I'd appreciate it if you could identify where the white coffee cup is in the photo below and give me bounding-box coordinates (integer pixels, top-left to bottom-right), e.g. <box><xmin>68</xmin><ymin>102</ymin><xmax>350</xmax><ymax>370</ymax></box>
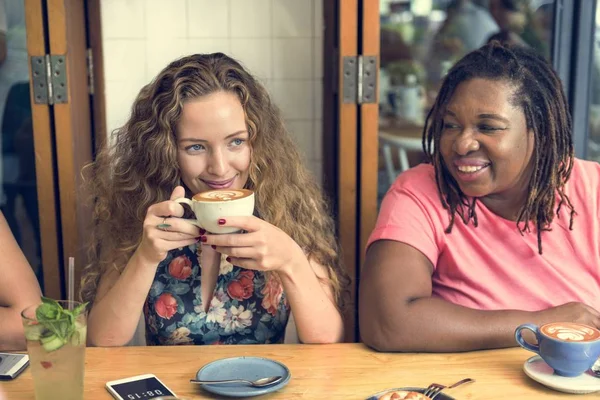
<box><xmin>175</xmin><ymin>189</ymin><xmax>255</xmax><ymax>234</ymax></box>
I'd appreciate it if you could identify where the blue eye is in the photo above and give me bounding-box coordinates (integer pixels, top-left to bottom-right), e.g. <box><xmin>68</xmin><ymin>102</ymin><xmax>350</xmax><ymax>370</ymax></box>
<box><xmin>231</xmin><ymin>138</ymin><xmax>245</xmax><ymax>146</ymax></box>
<box><xmin>185</xmin><ymin>144</ymin><xmax>205</xmax><ymax>152</ymax></box>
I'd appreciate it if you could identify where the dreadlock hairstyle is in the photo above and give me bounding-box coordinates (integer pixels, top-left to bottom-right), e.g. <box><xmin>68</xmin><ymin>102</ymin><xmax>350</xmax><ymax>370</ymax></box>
<box><xmin>422</xmin><ymin>42</ymin><xmax>575</xmax><ymax>254</ymax></box>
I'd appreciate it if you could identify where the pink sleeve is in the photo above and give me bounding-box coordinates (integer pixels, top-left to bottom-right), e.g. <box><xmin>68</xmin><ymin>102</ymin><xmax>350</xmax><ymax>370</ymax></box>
<box><xmin>366</xmin><ymin>181</ymin><xmax>443</xmax><ymax>268</ymax></box>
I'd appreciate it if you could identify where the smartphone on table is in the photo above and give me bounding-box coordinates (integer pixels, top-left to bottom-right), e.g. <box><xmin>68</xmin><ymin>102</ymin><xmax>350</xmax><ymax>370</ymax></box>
<box><xmin>0</xmin><ymin>353</ymin><xmax>29</xmax><ymax>380</ymax></box>
<box><xmin>106</xmin><ymin>373</ymin><xmax>177</xmax><ymax>400</ymax></box>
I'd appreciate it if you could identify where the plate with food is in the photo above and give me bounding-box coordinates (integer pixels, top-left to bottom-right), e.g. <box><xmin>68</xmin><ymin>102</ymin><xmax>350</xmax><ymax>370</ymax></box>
<box><xmin>366</xmin><ymin>387</ymin><xmax>454</xmax><ymax>400</ymax></box>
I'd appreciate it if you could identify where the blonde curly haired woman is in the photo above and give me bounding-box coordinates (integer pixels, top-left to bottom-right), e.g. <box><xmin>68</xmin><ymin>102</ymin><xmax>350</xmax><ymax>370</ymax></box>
<box><xmin>81</xmin><ymin>53</ymin><xmax>349</xmax><ymax>347</ymax></box>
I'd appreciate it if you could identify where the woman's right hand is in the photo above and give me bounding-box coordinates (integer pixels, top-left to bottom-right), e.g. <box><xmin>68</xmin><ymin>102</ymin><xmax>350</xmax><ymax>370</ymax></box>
<box><xmin>537</xmin><ymin>302</ymin><xmax>600</xmax><ymax>328</ymax></box>
<box><xmin>135</xmin><ymin>186</ymin><xmax>202</xmax><ymax>265</ymax></box>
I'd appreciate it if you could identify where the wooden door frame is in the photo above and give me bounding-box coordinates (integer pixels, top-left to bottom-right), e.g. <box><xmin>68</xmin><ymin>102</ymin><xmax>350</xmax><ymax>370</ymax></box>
<box><xmin>47</xmin><ymin>0</ymin><xmax>94</xmax><ymax>300</ymax></box>
<box><xmin>323</xmin><ymin>0</ymin><xmax>360</xmax><ymax>342</ymax></box>
<box><xmin>357</xmin><ymin>0</ymin><xmax>380</xmax><ymax>342</ymax></box>
<box><xmin>86</xmin><ymin>0</ymin><xmax>107</xmax><ymax>152</ymax></box>
<box><xmin>323</xmin><ymin>0</ymin><xmax>380</xmax><ymax>342</ymax></box>
<box><xmin>24</xmin><ymin>0</ymin><xmax>62</xmax><ymax>298</ymax></box>
<box><xmin>358</xmin><ymin>2</ymin><xmax>379</xmax><ymax>269</ymax></box>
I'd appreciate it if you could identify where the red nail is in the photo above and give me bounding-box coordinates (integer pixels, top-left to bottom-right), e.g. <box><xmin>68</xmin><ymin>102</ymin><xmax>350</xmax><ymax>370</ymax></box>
<box><xmin>226</xmin><ymin>256</ymin><xmax>231</xmax><ymax>263</ymax></box>
<box><xmin>218</xmin><ymin>219</ymin><xmax>226</xmax><ymax>225</ymax></box>
<box><xmin>211</xmin><ymin>245</ymin><xmax>216</xmax><ymax>249</ymax></box>
<box><xmin>200</xmin><ymin>236</ymin><xmax>207</xmax><ymax>243</ymax></box>
<box><xmin>199</xmin><ymin>228</ymin><xmax>206</xmax><ymax>235</ymax></box>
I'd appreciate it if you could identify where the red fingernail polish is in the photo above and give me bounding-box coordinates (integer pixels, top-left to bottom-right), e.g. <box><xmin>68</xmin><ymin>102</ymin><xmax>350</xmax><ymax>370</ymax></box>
<box><xmin>226</xmin><ymin>256</ymin><xmax>231</xmax><ymax>263</ymax></box>
<box><xmin>199</xmin><ymin>228</ymin><xmax>206</xmax><ymax>235</ymax></box>
<box><xmin>211</xmin><ymin>245</ymin><xmax>216</xmax><ymax>249</ymax></box>
<box><xmin>218</xmin><ymin>219</ymin><xmax>226</xmax><ymax>225</ymax></box>
<box><xmin>200</xmin><ymin>236</ymin><xmax>207</xmax><ymax>243</ymax></box>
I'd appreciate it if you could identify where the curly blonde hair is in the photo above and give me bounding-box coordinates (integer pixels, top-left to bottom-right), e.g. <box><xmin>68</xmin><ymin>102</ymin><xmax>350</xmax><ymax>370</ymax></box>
<box><xmin>80</xmin><ymin>53</ymin><xmax>349</xmax><ymax>309</ymax></box>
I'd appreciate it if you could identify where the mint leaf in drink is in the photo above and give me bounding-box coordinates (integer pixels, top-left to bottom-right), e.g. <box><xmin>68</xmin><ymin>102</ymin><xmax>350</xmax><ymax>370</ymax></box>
<box><xmin>41</xmin><ymin>296</ymin><xmax>60</xmax><ymax>307</ymax></box>
<box><xmin>72</xmin><ymin>302</ymin><xmax>87</xmax><ymax>318</ymax></box>
<box><xmin>30</xmin><ymin>297</ymin><xmax>88</xmax><ymax>352</ymax></box>
<box><xmin>36</xmin><ymin>303</ymin><xmax>59</xmax><ymax>320</ymax></box>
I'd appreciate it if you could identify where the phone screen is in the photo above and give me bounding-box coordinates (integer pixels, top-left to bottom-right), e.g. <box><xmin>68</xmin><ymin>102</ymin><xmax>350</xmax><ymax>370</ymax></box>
<box><xmin>109</xmin><ymin>376</ymin><xmax>175</xmax><ymax>399</ymax></box>
<box><xmin>0</xmin><ymin>353</ymin><xmax>29</xmax><ymax>379</ymax></box>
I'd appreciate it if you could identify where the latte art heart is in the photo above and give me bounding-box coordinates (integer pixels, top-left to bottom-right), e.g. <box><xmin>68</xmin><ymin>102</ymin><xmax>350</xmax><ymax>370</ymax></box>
<box><xmin>541</xmin><ymin>323</ymin><xmax>600</xmax><ymax>342</ymax></box>
<box><xmin>203</xmin><ymin>190</ymin><xmax>244</xmax><ymax>200</ymax></box>
<box><xmin>194</xmin><ymin>189</ymin><xmax>253</xmax><ymax>202</ymax></box>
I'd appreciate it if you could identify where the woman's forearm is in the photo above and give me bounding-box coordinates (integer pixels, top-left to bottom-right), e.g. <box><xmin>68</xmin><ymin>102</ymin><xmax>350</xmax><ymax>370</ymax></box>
<box><xmin>87</xmin><ymin>251</ymin><xmax>157</xmax><ymax>347</ymax></box>
<box><xmin>277</xmin><ymin>256</ymin><xmax>344</xmax><ymax>344</ymax></box>
<box><xmin>361</xmin><ymin>296</ymin><xmax>541</xmax><ymax>352</ymax></box>
<box><xmin>0</xmin><ymin>307</ymin><xmax>28</xmax><ymax>351</ymax></box>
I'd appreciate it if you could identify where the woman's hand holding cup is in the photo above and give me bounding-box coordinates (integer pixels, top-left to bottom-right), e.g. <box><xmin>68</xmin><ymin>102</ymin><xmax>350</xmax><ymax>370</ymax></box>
<box><xmin>136</xmin><ymin>186</ymin><xmax>202</xmax><ymax>265</ymax></box>
<box><xmin>202</xmin><ymin>215</ymin><xmax>304</xmax><ymax>276</ymax></box>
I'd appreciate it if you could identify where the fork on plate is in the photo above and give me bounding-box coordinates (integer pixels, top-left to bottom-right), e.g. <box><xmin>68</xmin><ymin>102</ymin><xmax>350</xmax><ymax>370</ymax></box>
<box><xmin>422</xmin><ymin>378</ymin><xmax>475</xmax><ymax>399</ymax></box>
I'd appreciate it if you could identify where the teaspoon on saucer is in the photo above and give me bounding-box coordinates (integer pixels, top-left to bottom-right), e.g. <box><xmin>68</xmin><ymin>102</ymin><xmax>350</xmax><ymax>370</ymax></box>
<box><xmin>190</xmin><ymin>375</ymin><xmax>283</xmax><ymax>388</ymax></box>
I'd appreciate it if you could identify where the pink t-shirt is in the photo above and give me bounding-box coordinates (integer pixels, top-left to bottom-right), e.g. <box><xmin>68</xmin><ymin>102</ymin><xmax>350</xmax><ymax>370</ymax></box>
<box><xmin>368</xmin><ymin>159</ymin><xmax>600</xmax><ymax>312</ymax></box>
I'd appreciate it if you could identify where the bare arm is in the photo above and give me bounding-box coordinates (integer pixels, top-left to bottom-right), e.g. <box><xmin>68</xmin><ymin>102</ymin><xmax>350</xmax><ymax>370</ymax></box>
<box><xmin>86</xmin><ymin>250</ymin><xmax>159</xmax><ymax>347</ymax></box>
<box><xmin>87</xmin><ymin>187</ymin><xmax>199</xmax><ymax>347</ymax></box>
<box><xmin>359</xmin><ymin>240</ymin><xmax>600</xmax><ymax>352</ymax></box>
<box><xmin>277</xmin><ymin>257</ymin><xmax>344</xmax><ymax>344</ymax></box>
<box><xmin>0</xmin><ymin>212</ymin><xmax>42</xmax><ymax>350</ymax></box>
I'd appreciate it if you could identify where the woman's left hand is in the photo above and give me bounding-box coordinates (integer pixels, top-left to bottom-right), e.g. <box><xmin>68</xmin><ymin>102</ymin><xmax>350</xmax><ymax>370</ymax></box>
<box><xmin>201</xmin><ymin>216</ymin><xmax>304</xmax><ymax>275</ymax></box>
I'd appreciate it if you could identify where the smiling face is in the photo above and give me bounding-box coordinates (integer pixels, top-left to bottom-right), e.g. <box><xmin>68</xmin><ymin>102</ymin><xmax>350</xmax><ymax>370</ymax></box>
<box><xmin>439</xmin><ymin>78</ymin><xmax>535</xmax><ymax>215</ymax></box>
<box><xmin>176</xmin><ymin>91</ymin><xmax>251</xmax><ymax>194</ymax></box>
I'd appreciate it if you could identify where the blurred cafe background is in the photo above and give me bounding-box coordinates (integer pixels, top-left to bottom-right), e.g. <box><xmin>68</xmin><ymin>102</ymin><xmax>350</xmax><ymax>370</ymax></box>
<box><xmin>0</xmin><ymin>0</ymin><xmax>599</xmax><ymax>341</ymax></box>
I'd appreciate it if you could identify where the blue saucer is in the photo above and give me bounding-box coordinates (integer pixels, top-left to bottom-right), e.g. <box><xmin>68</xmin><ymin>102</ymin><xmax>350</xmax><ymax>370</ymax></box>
<box><xmin>195</xmin><ymin>356</ymin><xmax>291</xmax><ymax>398</ymax></box>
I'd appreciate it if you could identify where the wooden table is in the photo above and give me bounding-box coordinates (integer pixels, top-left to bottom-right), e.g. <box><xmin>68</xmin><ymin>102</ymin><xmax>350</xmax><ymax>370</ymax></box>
<box><xmin>2</xmin><ymin>343</ymin><xmax>596</xmax><ymax>399</ymax></box>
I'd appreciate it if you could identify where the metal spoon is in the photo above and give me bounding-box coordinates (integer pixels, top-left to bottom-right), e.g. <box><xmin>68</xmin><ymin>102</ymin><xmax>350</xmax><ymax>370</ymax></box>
<box><xmin>189</xmin><ymin>375</ymin><xmax>283</xmax><ymax>388</ymax></box>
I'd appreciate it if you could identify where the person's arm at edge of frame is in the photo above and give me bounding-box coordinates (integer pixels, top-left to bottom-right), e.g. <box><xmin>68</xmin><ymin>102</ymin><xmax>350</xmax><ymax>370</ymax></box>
<box><xmin>0</xmin><ymin>212</ymin><xmax>42</xmax><ymax>350</ymax></box>
<box><xmin>358</xmin><ymin>239</ymin><xmax>596</xmax><ymax>353</ymax></box>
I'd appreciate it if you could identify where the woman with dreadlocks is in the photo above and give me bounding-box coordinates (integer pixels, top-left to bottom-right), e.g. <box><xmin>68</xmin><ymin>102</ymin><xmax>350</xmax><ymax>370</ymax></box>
<box><xmin>359</xmin><ymin>42</ymin><xmax>600</xmax><ymax>352</ymax></box>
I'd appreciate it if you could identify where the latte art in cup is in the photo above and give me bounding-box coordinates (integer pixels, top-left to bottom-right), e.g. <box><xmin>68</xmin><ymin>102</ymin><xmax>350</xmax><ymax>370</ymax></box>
<box><xmin>193</xmin><ymin>189</ymin><xmax>253</xmax><ymax>202</ymax></box>
<box><xmin>515</xmin><ymin>321</ymin><xmax>600</xmax><ymax>377</ymax></box>
<box><xmin>176</xmin><ymin>189</ymin><xmax>255</xmax><ymax>234</ymax></box>
<box><xmin>540</xmin><ymin>322</ymin><xmax>600</xmax><ymax>342</ymax></box>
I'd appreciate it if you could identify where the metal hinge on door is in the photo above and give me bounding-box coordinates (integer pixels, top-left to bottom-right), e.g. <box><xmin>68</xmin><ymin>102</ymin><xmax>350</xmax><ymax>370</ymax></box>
<box><xmin>343</xmin><ymin>55</ymin><xmax>377</xmax><ymax>104</ymax></box>
<box><xmin>30</xmin><ymin>55</ymin><xmax>68</xmax><ymax>104</ymax></box>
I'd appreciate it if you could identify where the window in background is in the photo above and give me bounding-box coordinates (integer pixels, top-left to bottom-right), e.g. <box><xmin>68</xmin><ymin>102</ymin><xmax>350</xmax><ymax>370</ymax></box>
<box><xmin>588</xmin><ymin>1</ymin><xmax>600</xmax><ymax>163</ymax></box>
<box><xmin>377</xmin><ymin>0</ymin><xmax>556</xmax><ymax>204</ymax></box>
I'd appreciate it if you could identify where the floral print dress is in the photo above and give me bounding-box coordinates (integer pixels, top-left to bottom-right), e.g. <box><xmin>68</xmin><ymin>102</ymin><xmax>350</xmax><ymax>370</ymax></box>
<box><xmin>144</xmin><ymin>243</ymin><xmax>290</xmax><ymax>345</ymax></box>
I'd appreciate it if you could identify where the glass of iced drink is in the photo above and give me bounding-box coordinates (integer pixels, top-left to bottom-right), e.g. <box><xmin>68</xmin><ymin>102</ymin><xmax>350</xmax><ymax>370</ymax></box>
<box><xmin>21</xmin><ymin>297</ymin><xmax>88</xmax><ymax>400</ymax></box>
